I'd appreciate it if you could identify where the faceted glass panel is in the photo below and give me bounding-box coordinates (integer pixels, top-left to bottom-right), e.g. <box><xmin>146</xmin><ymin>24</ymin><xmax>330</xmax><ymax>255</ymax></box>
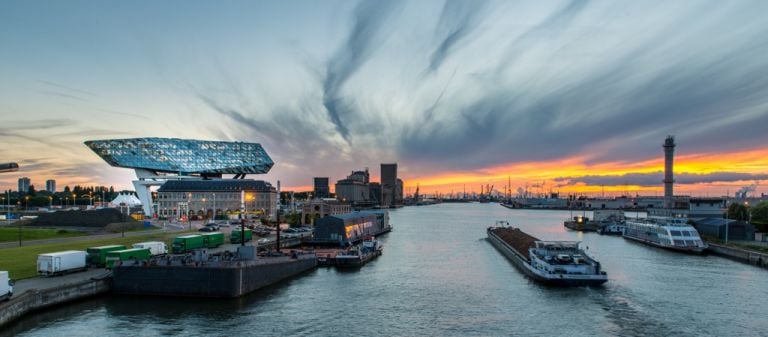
<box><xmin>84</xmin><ymin>138</ymin><xmax>273</xmax><ymax>174</ymax></box>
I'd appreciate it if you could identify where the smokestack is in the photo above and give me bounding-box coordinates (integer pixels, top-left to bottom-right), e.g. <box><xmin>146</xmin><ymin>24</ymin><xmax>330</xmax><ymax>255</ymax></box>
<box><xmin>663</xmin><ymin>135</ymin><xmax>676</xmax><ymax>208</ymax></box>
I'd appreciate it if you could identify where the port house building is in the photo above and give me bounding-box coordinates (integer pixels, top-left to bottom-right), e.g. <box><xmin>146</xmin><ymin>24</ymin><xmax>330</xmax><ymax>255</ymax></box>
<box><xmin>157</xmin><ymin>180</ymin><xmax>277</xmax><ymax>221</ymax></box>
<box><xmin>313</xmin><ymin>211</ymin><xmax>389</xmax><ymax>244</ymax></box>
<box><xmin>85</xmin><ymin>137</ymin><xmax>274</xmax><ymax>216</ymax></box>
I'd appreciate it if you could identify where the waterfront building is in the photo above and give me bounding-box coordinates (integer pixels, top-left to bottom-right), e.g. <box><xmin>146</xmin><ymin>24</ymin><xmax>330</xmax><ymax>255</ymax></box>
<box><xmin>300</xmin><ymin>198</ymin><xmax>351</xmax><ymax>225</ymax></box>
<box><xmin>156</xmin><ymin>180</ymin><xmax>277</xmax><ymax>221</ymax></box>
<box><xmin>688</xmin><ymin>197</ymin><xmax>726</xmax><ymax>218</ymax></box>
<box><xmin>691</xmin><ymin>218</ymin><xmax>755</xmax><ymax>241</ymax></box>
<box><xmin>18</xmin><ymin>177</ymin><xmax>30</xmax><ymax>194</ymax></box>
<box><xmin>45</xmin><ymin>179</ymin><xmax>56</xmax><ymax>193</ymax></box>
<box><xmin>313</xmin><ymin>210</ymin><xmax>390</xmax><ymax>244</ymax></box>
<box><xmin>396</xmin><ymin>178</ymin><xmax>403</xmax><ymax>205</ymax></box>
<box><xmin>369</xmin><ymin>182</ymin><xmax>382</xmax><ymax>205</ymax></box>
<box><xmin>335</xmin><ymin>178</ymin><xmax>370</xmax><ymax>204</ymax></box>
<box><xmin>381</xmin><ymin>163</ymin><xmax>398</xmax><ymax>207</ymax></box>
<box><xmin>85</xmin><ymin>137</ymin><xmax>274</xmax><ymax>216</ymax></box>
<box><xmin>335</xmin><ymin>168</ymin><xmax>372</xmax><ymax>205</ymax></box>
<box><xmin>313</xmin><ymin>177</ymin><xmax>330</xmax><ymax>199</ymax></box>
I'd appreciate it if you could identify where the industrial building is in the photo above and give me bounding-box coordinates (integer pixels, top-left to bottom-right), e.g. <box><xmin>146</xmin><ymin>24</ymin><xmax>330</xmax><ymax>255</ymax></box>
<box><xmin>156</xmin><ymin>180</ymin><xmax>277</xmax><ymax>221</ymax></box>
<box><xmin>85</xmin><ymin>137</ymin><xmax>274</xmax><ymax>216</ymax></box>
<box><xmin>335</xmin><ymin>169</ymin><xmax>372</xmax><ymax>205</ymax></box>
<box><xmin>313</xmin><ymin>210</ymin><xmax>391</xmax><ymax>244</ymax></box>
<box><xmin>691</xmin><ymin>218</ymin><xmax>755</xmax><ymax>241</ymax></box>
<box><xmin>300</xmin><ymin>199</ymin><xmax>351</xmax><ymax>225</ymax></box>
<box><xmin>313</xmin><ymin>177</ymin><xmax>330</xmax><ymax>198</ymax></box>
<box><xmin>381</xmin><ymin>163</ymin><xmax>398</xmax><ymax>207</ymax></box>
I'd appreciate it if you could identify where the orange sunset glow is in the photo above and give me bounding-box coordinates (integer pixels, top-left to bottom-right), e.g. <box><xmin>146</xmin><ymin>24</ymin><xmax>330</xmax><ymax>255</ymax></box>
<box><xmin>390</xmin><ymin>147</ymin><xmax>768</xmax><ymax>197</ymax></box>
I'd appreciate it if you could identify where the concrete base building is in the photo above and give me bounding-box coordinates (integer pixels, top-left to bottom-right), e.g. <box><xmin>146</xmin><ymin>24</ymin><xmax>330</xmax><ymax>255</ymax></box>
<box><xmin>157</xmin><ymin>180</ymin><xmax>277</xmax><ymax>221</ymax></box>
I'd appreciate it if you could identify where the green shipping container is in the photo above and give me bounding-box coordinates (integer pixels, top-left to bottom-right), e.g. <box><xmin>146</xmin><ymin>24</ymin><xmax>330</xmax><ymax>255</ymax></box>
<box><xmin>230</xmin><ymin>229</ymin><xmax>253</xmax><ymax>243</ymax></box>
<box><xmin>172</xmin><ymin>235</ymin><xmax>205</xmax><ymax>254</ymax></box>
<box><xmin>86</xmin><ymin>245</ymin><xmax>126</xmax><ymax>267</ymax></box>
<box><xmin>201</xmin><ymin>232</ymin><xmax>224</xmax><ymax>248</ymax></box>
<box><xmin>105</xmin><ymin>248</ymin><xmax>151</xmax><ymax>269</ymax></box>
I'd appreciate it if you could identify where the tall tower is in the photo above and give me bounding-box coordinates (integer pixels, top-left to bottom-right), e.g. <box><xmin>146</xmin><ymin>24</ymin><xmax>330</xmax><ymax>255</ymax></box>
<box><xmin>663</xmin><ymin>135</ymin><xmax>676</xmax><ymax>208</ymax></box>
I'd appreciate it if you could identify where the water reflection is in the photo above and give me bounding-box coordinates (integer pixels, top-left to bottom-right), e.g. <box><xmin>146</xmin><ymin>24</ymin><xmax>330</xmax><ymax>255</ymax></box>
<box><xmin>8</xmin><ymin>203</ymin><xmax>768</xmax><ymax>337</ymax></box>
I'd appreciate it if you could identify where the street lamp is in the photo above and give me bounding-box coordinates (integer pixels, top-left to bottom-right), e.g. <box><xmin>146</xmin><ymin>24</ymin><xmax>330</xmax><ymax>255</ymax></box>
<box><xmin>24</xmin><ymin>196</ymin><xmax>29</xmax><ymax>212</ymax></box>
<box><xmin>72</xmin><ymin>193</ymin><xmax>76</xmax><ymax>207</ymax></box>
<box><xmin>48</xmin><ymin>196</ymin><xmax>52</xmax><ymax>208</ymax></box>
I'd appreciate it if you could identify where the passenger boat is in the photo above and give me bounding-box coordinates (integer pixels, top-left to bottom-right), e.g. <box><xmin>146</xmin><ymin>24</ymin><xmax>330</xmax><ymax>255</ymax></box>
<box><xmin>622</xmin><ymin>217</ymin><xmax>706</xmax><ymax>253</ymax></box>
<box><xmin>487</xmin><ymin>222</ymin><xmax>607</xmax><ymax>286</ymax></box>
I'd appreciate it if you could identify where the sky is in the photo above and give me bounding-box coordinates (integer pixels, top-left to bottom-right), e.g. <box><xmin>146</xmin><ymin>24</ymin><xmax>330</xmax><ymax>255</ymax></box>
<box><xmin>1</xmin><ymin>0</ymin><xmax>768</xmax><ymax>198</ymax></box>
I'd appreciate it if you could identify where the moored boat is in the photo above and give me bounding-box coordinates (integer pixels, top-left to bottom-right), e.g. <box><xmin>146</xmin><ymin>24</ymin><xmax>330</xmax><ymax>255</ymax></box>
<box><xmin>335</xmin><ymin>236</ymin><xmax>382</xmax><ymax>268</ymax></box>
<box><xmin>487</xmin><ymin>222</ymin><xmax>607</xmax><ymax>286</ymax></box>
<box><xmin>623</xmin><ymin>217</ymin><xmax>707</xmax><ymax>253</ymax></box>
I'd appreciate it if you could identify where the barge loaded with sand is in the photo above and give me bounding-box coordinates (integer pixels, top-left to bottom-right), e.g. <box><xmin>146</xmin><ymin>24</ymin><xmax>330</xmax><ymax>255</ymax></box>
<box><xmin>487</xmin><ymin>222</ymin><xmax>607</xmax><ymax>286</ymax></box>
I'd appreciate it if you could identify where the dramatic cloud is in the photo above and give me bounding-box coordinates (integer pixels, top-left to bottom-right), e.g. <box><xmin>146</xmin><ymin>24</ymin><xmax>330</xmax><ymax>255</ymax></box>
<box><xmin>426</xmin><ymin>0</ymin><xmax>488</xmax><ymax>74</ymax></box>
<box><xmin>555</xmin><ymin>172</ymin><xmax>768</xmax><ymax>187</ymax></box>
<box><xmin>2</xmin><ymin>1</ymin><xmax>768</xmax><ymax>192</ymax></box>
<box><xmin>322</xmin><ymin>0</ymin><xmax>402</xmax><ymax>142</ymax></box>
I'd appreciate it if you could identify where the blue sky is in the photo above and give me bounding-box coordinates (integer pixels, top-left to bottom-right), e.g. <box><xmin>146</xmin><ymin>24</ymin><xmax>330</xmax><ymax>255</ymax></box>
<box><xmin>2</xmin><ymin>0</ymin><xmax>768</xmax><ymax>195</ymax></box>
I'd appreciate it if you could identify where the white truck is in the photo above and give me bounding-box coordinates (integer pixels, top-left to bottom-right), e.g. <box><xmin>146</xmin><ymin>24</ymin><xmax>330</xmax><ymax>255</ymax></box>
<box><xmin>132</xmin><ymin>241</ymin><xmax>167</xmax><ymax>256</ymax></box>
<box><xmin>37</xmin><ymin>250</ymin><xmax>88</xmax><ymax>276</ymax></box>
<box><xmin>0</xmin><ymin>271</ymin><xmax>12</xmax><ymax>301</ymax></box>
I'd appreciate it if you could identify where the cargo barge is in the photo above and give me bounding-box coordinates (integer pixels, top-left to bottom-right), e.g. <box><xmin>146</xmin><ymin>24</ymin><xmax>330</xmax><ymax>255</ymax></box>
<box><xmin>112</xmin><ymin>248</ymin><xmax>316</xmax><ymax>298</ymax></box>
<box><xmin>487</xmin><ymin>223</ymin><xmax>607</xmax><ymax>286</ymax></box>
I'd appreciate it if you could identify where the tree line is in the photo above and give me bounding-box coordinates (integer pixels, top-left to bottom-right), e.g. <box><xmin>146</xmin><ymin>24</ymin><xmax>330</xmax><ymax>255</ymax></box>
<box><xmin>2</xmin><ymin>185</ymin><xmax>135</xmax><ymax>208</ymax></box>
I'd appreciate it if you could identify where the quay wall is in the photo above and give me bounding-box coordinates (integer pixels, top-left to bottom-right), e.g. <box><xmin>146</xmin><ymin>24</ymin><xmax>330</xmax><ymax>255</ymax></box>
<box><xmin>706</xmin><ymin>243</ymin><xmax>768</xmax><ymax>269</ymax></box>
<box><xmin>0</xmin><ymin>276</ymin><xmax>111</xmax><ymax>328</ymax></box>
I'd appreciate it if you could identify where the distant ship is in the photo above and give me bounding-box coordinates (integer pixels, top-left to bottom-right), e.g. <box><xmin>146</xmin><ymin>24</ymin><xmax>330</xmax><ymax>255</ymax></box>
<box><xmin>487</xmin><ymin>223</ymin><xmax>607</xmax><ymax>286</ymax></box>
<box><xmin>623</xmin><ymin>217</ymin><xmax>707</xmax><ymax>254</ymax></box>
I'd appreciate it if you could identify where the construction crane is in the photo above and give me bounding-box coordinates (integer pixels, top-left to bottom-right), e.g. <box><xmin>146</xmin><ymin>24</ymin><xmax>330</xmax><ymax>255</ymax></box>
<box><xmin>0</xmin><ymin>163</ymin><xmax>19</xmax><ymax>173</ymax></box>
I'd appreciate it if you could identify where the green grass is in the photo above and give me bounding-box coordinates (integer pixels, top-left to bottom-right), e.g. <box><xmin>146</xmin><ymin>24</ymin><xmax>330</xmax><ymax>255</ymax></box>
<box><xmin>0</xmin><ymin>227</ymin><xmax>86</xmax><ymax>243</ymax></box>
<box><xmin>0</xmin><ymin>231</ymin><xmax>192</xmax><ymax>280</ymax></box>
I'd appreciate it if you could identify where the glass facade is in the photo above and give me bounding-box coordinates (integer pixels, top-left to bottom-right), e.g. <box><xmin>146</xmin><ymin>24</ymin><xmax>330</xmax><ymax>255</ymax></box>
<box><xmin>84</xmin><ymin>138</ymin><xmax>273</xmax><ymax>174</ymax></box>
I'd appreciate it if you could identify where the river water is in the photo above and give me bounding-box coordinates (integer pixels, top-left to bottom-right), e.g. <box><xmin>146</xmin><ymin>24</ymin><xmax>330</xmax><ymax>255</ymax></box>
<box><xmin>5</xmin><ymin>203</ymin><xmax>768</xmax><ymax>337</ymax></box>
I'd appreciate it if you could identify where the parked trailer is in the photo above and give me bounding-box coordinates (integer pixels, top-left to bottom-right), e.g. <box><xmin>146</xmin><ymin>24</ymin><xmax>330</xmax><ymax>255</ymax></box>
<box><xmin>230</xmin><ymin>229</ymin><xmax>253</xmax><ymax>243</ymax></box>
<box><xmin>37</xmin><ymin>251</ymin><xmax>87</xmax><ymax>276</ymax></box>
<box><xmin>172</xmin><ymin>235</ymin><xmax>206</xmax><ymax>254</ymax></box>
<box><xmin>86</xmin><ymin>245</ymin><xmax>126</xmax><ymax>267</ymax></box>
<box><xmin>132</xmin><ymin>241</ymin><xmax>167</xmax><ymax>255</ymax></box>
<box><xmin>105</xmin><ymin>248</ymin><xmax>151</xmax><ymax>269</ymax></box>
<box><xmin>0</xmin><ymin>271</ymin><xmax>12</xmax><ymax>301</ymax></box>
<box><xmin>201</xmin><ymin>232</ymin><xmax>224</xmax><ymax>248</ymax></box>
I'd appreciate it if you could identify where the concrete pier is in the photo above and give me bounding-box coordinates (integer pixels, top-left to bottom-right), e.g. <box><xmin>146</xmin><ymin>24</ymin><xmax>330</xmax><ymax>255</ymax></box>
<box><xmin>0</xmin><ymin>271</ymin><xmax>111</xmax><ymax>328</ymax></box>
<box><xmin>706</xmin><ymin>243</ymin><xmax>768</xmax><ymax>269</ymax></box>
